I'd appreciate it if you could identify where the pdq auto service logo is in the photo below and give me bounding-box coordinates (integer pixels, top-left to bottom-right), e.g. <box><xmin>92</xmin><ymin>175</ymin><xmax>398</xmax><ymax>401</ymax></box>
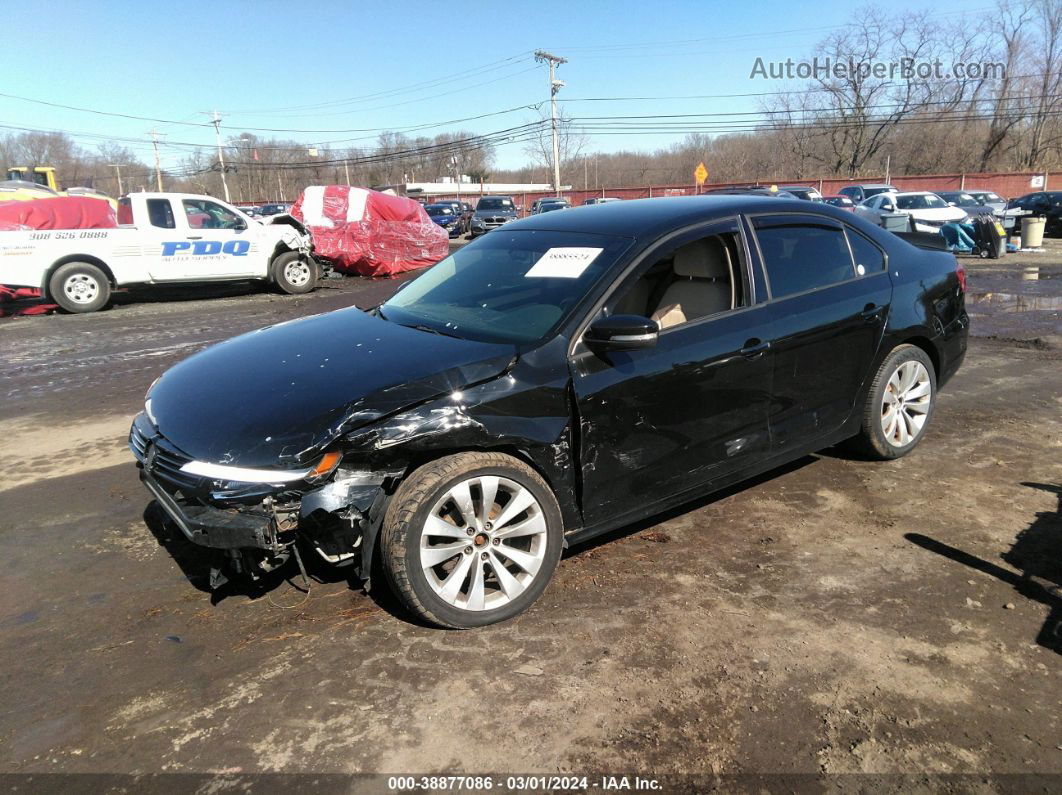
<box><xmin>161</xmin><ymin>241</ymin><xmax>250</xmax><ymax>256</ymax></box>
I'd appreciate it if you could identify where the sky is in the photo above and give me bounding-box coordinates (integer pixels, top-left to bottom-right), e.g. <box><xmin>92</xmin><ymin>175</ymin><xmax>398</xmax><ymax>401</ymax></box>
<box><xmin>3</xmin><ymin>0</ymin><xmax>981</xmax><ymax>179</ymax></box>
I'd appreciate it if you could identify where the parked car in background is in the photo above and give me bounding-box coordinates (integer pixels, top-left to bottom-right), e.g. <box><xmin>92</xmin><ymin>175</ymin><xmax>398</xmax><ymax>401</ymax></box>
<box><xmin>777</xmin><ymin>186</ymin><xmax>824</xmax><ymax>202</ymax></box>
<box><xmin>935</xmin><ymin>191</ymin><xmax>996</xmax><ymax>217</ymax></box>
<box><xmin>241</xmin><ymin>206</ymin><xmax>263</xmax><ymax>218</ymax></box>
<box><xmin>966</xmin><ymin>190</ymin><xmax>1007</xmax><ymax>214</ymax></box>
<box><xmin>1007</xmin><ymin>191</ymin><xmax>1062</xmax><ymax>236</ymax></box>
<box><xmin>530</xmin><ymin>198</ymin><xmax>571</xmax><ymax>214</ymax></box>
<box><xmin>424</xmin><ymin>204</ymin><xmax>464</xmax><ymax>237</ymax></box>
<box><xmin>583</xmin><ymin>197</ymin><xmax>621</xmax><ymax>205</ymax></box>
<box><xmin>857</xmin><ymin>191</ymin><xmax>966</xmax><ymax>233</ymax></box>
<box><xmin>0</xmin><ymin>192</ymin><xmax>316</xmax><ymax>313</ymax></box>
<box><xmin>469</xmin><ymin>195</ymin><xmax>519</xmax><ymax>237</ymax></box>
<box><xmin>259</xmin><ymin>203</ymin><xmax>292</xmax><ymax>217</ymax></box>
<box><xmin>823</xmin><ymin>195</ymin><xmax>856</xmax><ymax>211</ymax></box>
<box><xmin>129</xmin><ymin>195</ymin><xmax>968</xmax><ymax>627</ymax></box>
<box><xmin>428</xmin><ymin>201</ymin><xmax>474</xmax><ymax>234</ymax></box>
<box><xmin>837</xmin><ymin>184</ymin><xmax>897</xmax><ymax>203</ymax></box>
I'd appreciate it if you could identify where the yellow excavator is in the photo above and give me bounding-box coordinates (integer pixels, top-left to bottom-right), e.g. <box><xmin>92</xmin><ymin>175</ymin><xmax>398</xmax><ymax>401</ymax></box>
<box><xmin>2</xmin><ymin>166</ymin><xmax>117</xmax><ymax>208</ymax></box>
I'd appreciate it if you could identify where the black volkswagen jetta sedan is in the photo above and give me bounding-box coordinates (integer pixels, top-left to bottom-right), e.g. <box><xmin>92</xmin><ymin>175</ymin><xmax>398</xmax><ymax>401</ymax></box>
<box><xmin>130</xmin><ymin>196</ymin><xmax>968</xmax><ymax>628</ymax></box>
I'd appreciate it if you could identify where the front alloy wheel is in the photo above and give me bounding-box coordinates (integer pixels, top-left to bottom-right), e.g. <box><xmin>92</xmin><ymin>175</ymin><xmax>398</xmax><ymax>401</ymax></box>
<box><xmin>381</xmin><ymin>452</ymin><xmax>563</xmax><ymax>628</ymax></box>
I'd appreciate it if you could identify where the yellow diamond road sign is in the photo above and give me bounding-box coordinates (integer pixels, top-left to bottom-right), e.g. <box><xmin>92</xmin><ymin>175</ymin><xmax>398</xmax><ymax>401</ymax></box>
<box><xmin>694</xmin><ymin>162</ymin><xmax>708</xmax><ymax>185</ymax></box>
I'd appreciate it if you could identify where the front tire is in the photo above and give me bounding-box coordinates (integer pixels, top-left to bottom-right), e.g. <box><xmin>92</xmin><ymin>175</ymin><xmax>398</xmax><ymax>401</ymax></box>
<box><xmin>380</xmin><ymin>452</ymin><xmax>564</xmax><ymax>628</ymax></box>
<box><xmin>271</xmin><ymin>251</ymin><xmax>317</xmax><ymax>294</ymax></box>
<box><xmin>48</xmin><ymin>262</ymin><xmax>111</xmax><ymax>313</ymax></box>
<box><xmin>852</xmin><ymin>344</ymin><xmax>937</xmax><ymax>460</ymax></box>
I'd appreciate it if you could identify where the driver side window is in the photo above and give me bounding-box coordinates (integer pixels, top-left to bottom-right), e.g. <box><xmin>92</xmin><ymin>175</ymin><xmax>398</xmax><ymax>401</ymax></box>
<box><xmin>608</xmin><ymin>219</ymin><xmax>747</xmax><ymax>330</ymax></box>
<box><xmin>182</xmin><ymin>199</ymin><xmax>241</xmax><ymax>230</ymax></box>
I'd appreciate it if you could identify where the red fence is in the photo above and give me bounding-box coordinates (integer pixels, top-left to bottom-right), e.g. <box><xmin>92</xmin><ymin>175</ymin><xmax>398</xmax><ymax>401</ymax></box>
<box><xmin>427</xmin><ymin>170</ymin><xmax>1049</xmax><ymax>212</ymax></box>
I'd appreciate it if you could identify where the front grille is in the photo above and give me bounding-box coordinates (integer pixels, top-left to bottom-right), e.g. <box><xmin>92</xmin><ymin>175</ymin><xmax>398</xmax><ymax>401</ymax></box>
<box><xmin>130</xmin><ymin>416</ymin><xmax>200</xmax><ymax>492</ymax></box>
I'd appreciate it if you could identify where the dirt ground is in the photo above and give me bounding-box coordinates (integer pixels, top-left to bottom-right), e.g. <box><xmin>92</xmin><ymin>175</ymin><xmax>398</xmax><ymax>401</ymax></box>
<box><xmin>0</xmin><ymin>239</ymin><xmax>1059</xmax><ymax>788</ymax></box>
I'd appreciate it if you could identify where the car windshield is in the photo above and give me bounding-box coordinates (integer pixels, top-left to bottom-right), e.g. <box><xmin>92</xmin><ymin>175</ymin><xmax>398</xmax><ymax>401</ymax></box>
<box><xmin>380</xmin><ymin>230</ymin><xmax>632</xmax><ymax>344</ymax></box>
<box><xmin>864</xmin><ymin>187</ymin><xmax>893</xmax><ymax>198</ymax></box>
<box><xmin>949</xmin><ymin>193</ymin><xmax>979</xmax><ymax>206</ymax></box>
<box><xmin>425</xmin><ymin>206</ymin><xmax>452</xmax><ymax>216</ymax></box>
<box><xmin>896</xmin><ymin>194</ymin><xmax>946</xmax><ymax>210</ymax></box>
<box><xmin>477</xmin><ymin>198</ymin><xmax>514</xmax><ymax>211</ymax></box>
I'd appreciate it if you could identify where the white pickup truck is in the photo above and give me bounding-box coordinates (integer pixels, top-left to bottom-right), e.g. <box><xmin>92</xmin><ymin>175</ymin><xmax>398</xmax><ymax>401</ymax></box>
<box><xmin>0</xmin><ymin>192</ymin><xmax>317</xmax><ymax>313</ymax></box>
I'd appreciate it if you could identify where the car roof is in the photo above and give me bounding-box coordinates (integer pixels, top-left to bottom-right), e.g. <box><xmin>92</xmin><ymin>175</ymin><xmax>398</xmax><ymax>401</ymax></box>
<box><xmin>500</xmin><ymin>195</ymin><xmax>861</xmax><ymax>239</ymax></box>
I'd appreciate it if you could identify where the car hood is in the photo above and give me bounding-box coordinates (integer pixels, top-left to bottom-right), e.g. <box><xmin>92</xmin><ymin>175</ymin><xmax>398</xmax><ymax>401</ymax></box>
<box><xmin>147</xmin><ymin>307</ymin><xmax>515</xmax><ymax>468</ymax></box>
<box><xmin>906</xmin><ymin>207</ymin><xmax>968</xmax><ymax>222</ymax></box>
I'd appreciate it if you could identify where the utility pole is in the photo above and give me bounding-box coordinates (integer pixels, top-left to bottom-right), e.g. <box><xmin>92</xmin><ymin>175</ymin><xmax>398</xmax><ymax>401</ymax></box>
<box><xmin>148</xmin><ymin>129</ymin><xmax>165</xmax><ymax>191</ymax></box>
<box><xmin>452</xmin><ymin>153</ymin><xmax>461</xmax><ymax>205</ymax></box>
<box><xmin>203</xmin><ymin>110</ymin><xmax>230</xmax><ymax>202</ymax></box>
<box><xmin>108</xmin><ymin>163</ymin><xmax>125</xmax><ymax>195</ymax></box>
<box><xmin>535</xmin><ymin>50</ymin><xmax>567</xmax><ymax>197</ymax></box>
<box><xmin>343</xmin><ymin>160</ymin><xmax>351</xmax><ymax>186</ymax></box>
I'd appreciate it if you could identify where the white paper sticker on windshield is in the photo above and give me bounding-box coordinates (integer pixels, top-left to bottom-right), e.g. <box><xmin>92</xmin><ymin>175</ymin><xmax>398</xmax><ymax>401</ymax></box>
<box><xmin>524</xmin><ymin>247</ymin><xmax>603</xmax><ymax>278</ymax></box>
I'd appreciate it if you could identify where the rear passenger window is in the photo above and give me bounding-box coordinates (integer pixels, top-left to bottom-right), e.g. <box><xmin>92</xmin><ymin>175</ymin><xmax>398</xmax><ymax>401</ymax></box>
<box><xmin>846</xmin><ymin>229</ymin><xmax>885</xmax><ymax>275</ymax></box>
<box><xmin>752</xmin><ymin>215</ymin><xmax>854</xmax><ymax>299</ymax></box>
<box><xmin>147</xmin><ymin>199</ymin><xmax>175</xmax><ymax>229</ymax></box>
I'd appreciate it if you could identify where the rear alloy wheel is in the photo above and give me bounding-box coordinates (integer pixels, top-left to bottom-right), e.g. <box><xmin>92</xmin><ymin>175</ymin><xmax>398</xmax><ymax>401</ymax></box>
<box><xmin>853</xmin><ymin>344</ymin><xmax>936</xmax><ymax>460</ymax></box>
<box><xmin>380</xmin><ymin>452</ymin><xmax>564</xmax><ymax>628</ymax></box>
<box><xmin>48</xmin><ymin>262</ymin><xmax>111</xmax><ymax>313</ymax></box>
<box><xmin>271</xmin><ymin>251</ymin><xmax>317</xmax><ymax>294</ymax></box>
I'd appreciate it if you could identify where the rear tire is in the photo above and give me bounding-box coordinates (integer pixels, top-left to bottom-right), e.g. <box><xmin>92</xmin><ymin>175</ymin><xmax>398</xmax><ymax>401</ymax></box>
<box><xmin>380</xmin><ymin>452</ymin><xmax>564</xmax><ymax>628</ymax></box>
<box><xmin>48</xmin><ymin>262</ymin><xmax>110</xmax><ymax>313</ymax></box>
<box><xmin>271</xmin><ymin>251</ymin><xmax>317</xmax><ymax>294</ymax></box>
<box><xmin>851</xmin><ymin>344</ymin><xmax>936</xmax><ymax>460</ymax></box>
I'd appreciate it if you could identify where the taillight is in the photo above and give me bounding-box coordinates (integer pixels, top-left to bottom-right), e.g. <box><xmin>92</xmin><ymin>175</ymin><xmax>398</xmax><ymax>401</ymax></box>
<box><xmin>955</xmin><ymin>261</ymin><xmax>966</xmax><ymax>293</ymax></box>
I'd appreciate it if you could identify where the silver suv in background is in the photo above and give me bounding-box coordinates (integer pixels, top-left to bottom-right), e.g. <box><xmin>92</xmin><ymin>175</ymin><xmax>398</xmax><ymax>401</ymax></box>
<box><xmin>837</xmin><ymin>184</ymin><xmax>897</xmax><ymax>204</ymax></box>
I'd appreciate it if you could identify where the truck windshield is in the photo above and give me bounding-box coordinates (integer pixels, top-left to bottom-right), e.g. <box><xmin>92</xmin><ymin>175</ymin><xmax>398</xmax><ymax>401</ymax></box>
<box><xmin>380</xmin><ymin>230</ymin><xmax>632</xmax><ymax>344</ymax></box>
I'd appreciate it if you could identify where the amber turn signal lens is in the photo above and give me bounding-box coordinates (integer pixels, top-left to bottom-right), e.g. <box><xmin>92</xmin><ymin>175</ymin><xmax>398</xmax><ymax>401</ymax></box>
<box><xmin>309</xmin><ymin>451</ymin><xmax>342</xmax><ymax>479</ymax></box>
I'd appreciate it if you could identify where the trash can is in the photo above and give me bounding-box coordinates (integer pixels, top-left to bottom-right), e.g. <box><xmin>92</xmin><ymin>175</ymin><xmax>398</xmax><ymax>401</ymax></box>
<box><xmin>880</xmin><ymin>212</ymin><xmax>912</xmax><ymax>232</ymax></box>
<box><xmin>1021</xmin><ymin>215</ymin><xmax>1046</xmax><ymax>248</ymax></box>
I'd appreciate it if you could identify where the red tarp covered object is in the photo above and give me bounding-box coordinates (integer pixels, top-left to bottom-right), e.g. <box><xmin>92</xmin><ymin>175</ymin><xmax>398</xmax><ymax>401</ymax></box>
<box><xmin>290</xmin><ymin>185</ymin><xmax>448</xmax><ymax>277</ymax></box>
<box><xmin>0</xmin><ymin>196</ymin><xmax>117</xmax><ymax>232</ymax></box>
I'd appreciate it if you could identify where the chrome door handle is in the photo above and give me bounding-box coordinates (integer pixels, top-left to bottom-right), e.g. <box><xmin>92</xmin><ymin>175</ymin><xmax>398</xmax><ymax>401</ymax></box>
<box><xmin>740</xmin><ymin>339</ymin><xmax>770</xmax><ymax>359</ymax></box>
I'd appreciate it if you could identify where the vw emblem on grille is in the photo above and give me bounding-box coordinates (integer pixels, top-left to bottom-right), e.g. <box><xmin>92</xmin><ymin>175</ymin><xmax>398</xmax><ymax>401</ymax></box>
<box><xmin>144</xmin><ymin>440</ymin><xmax>158</xmax><ymax>474</ymax></box>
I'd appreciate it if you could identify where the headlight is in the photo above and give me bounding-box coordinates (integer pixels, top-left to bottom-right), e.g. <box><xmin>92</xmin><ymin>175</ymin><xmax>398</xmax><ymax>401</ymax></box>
<box><xmin>179</xmin><ymin>450</ymin><xmax>343</xmax><ymax>485</ymax></box>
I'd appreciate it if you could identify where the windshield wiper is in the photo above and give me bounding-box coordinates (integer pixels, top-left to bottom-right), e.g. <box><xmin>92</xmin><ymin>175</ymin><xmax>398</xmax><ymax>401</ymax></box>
<box><xmin>403</xmin><ymin>322</ymin><xmax>463</xmax><ymax>339</ymax></box>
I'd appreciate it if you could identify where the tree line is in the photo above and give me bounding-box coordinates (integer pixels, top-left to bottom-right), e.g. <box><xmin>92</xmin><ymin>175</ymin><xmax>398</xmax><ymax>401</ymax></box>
<box><xmin>2</xmin><ymin>1</ymin><xmax>1059</xmax><ymax>201</ymax></box>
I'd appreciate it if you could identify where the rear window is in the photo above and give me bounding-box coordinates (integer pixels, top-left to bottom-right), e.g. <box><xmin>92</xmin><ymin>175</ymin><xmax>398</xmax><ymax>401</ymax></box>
<box><xmin>845</xmin><ymin>229</ymin><xmax>885</xmax><ymax>275</ymax></box>
<box><xmin>147</xmin><ymin>199</ymin><xmax>175</xmax><ymax>229</ymax></box>
<box><xmin>752</xmin><ymin>215</ymin><xmax>855</xmax><ymax>299</ymax></box>
<box><xmin>117</xmin><ymin>198</ymin><xmax>133</xmax><ymax>225</ymax></box>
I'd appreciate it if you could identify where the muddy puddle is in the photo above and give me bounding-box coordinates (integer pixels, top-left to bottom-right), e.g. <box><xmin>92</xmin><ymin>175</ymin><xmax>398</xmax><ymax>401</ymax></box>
<box><xmin>966</xmin><ymin>263</ymin><xmax>1062</xmax><ymax>341</ymax></box>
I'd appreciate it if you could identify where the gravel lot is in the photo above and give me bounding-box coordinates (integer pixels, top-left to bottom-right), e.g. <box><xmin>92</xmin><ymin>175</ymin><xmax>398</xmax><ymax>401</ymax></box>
<box><xmin>0</xmin><ymin>239</ymin><xmax>1059</xmax><ymax>786</ymax></box>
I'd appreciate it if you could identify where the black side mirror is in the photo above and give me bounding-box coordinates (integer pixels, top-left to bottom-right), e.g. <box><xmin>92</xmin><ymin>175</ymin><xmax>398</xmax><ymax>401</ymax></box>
<box><xmin>586</xmin><ymin>314</ymin><xmax>659</xmax><ymax>352</ymax></box>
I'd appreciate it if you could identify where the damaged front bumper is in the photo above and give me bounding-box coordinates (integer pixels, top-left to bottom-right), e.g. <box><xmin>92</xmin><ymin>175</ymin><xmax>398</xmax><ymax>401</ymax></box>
<box><xmin>129</xmin><ymin>412</ymin><xmax>399</xmax><ymax>585</ymax></box>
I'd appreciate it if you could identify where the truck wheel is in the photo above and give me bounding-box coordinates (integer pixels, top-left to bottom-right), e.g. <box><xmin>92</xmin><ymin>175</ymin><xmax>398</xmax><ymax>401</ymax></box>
<box><xmin>380</xmin><ymin>452</ymin><xmax>564</xmax><ymax>628</ymax></box>
<box><xmin>271</xmin><ymin>252</ymin><xmax>317</xmax><ymax>295</ymax></box>
<box><xmin>48</xmin><ymin>262</ymin><xmax>111</xmax><ymax>313</ymax></box>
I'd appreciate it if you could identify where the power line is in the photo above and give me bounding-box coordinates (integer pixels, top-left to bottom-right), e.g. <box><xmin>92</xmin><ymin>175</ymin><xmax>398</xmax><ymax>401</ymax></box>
<box><xmin>227</xmin><ymin>51</ymin><xmax>536</xmax><ymax>114</ymax></box>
